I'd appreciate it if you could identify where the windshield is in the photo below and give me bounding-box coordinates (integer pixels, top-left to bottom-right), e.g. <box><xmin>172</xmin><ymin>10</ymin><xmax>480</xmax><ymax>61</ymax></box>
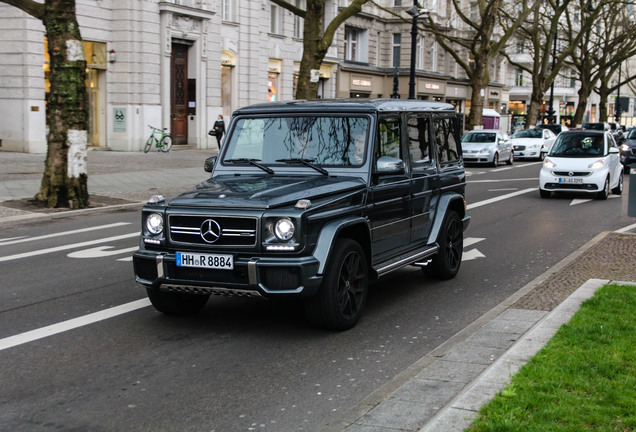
<box><xmin>549</xmin><ymin>133</ymin><xmax>605</xmax><ymax>157</ymax></box>
<box><xmin>222</xmin><ymin>116</ymin><xmax>369</xmax><ymax>167</ymax></box>
<box><xmin>628</xmin><ymin>128</ymin><xmax>636</xmax><ymax>140</ymax></box>
<box><xmin>582</xmin><ymin>123</ymin><xmax>605</xmax><ymax>131</ymax></box>
<box><xmin>512</xmin><ymin>129</ymin><xmax>542</xmax><ymax>139</ymax></box>
<box><xmin>462</xmin><ymin>132</ymin><xmax>496</xmax><ymax>143</ymax></box>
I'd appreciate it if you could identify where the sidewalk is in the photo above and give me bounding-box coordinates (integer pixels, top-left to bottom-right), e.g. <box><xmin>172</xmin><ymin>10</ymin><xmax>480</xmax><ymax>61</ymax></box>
<box><xmin>1</xmin><ymin>147</ymin><xmax>635</xmax><ymax>431</ymax></box>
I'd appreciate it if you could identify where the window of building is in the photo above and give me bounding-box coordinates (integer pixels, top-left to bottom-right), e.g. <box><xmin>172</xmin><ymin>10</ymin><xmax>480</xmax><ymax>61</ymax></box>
<box><xmin>416</xmin><ymin>36</ymin><xmax>424</xmax><ymax>70</ymax></box>
<box><xmin>394</xmin><ymin>0</ymin><xmax>402</xmax><ymax>6</ymax></box>
<box><xmin>392</xmin><ymin>33</ymin><xmax>401</xmax><ymax>68</ymax></box>
<box><xmin>515</xmin><ymin>68</ymin><xmax>524</xmax><ymax>86</ymax></box>
<box><xmin>293</xmin><ymin>0</ymin><xmax>304</xmax><ymax>38</ymax></box>
<box><xmin>222</xmin><ymin>0</ymin><xmax>236</xmax><ymax>22</ymax></box>
<box><xmin>270</xmin><ymin>4</ymin><xmax>281</xmax><ymax>34</ymax></box>
<box><xmin>431</xmin><ymin>40</ymin><xmax>438</xmax><ymax>72</ymax></box>
<box><xmin>345</xmin><ymin>27</ymin><xmax>368</xmax><ymax>63</ymax></box>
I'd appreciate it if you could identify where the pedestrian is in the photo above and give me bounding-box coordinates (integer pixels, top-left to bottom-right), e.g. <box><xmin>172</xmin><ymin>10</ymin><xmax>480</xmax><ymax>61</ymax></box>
<box><xmin>212</xmin><ymin>115</ymin><xmax>225</xmax><ymax>148</ymax></box>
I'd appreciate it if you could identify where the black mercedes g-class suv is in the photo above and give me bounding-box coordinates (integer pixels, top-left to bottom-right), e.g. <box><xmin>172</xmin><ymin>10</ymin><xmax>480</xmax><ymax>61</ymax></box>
<box><xmin>133</xmin><ymin>99</ymin><xmax>470</xmax><ymax>330</ymax></box>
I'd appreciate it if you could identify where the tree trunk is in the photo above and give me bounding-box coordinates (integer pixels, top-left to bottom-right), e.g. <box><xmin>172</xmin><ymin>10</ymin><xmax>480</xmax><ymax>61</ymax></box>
<box><xmin>525</xmin><ymin>91</ymin><xmax>544</xmax><ymax>128</ymax></box>
<box><xmin>572</xmin><ymin>81</ymin><xmax>593</xmax><ymax>126</ymax></box>
<box><xmin>466</xmin><ymin>57</ymin><xmax>488</xmax><ymax>130</ymax></box>
<box><xmin>295</xmin><ymin>1</ymin><xmax>326</xmax><ymax>100</ymax></box>
<box><xmin>35</xmin><ymin>0</ymin><xmax>89</xmax><ymax>208</ymax></box>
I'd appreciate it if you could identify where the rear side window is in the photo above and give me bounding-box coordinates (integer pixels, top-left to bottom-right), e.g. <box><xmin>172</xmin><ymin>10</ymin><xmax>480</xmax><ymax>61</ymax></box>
<box><xmin>433</xmin><ymin>117</ymin><xmax>460</xmax><ymax>163</ymax></box>
<box><xmin>407</xmin><ymin>114</ymin><xmax>431</xmax><ymax>167</ymax></box>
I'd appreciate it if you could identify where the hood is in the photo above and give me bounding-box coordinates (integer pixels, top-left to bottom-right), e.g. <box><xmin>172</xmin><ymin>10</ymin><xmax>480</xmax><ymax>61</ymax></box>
<box><xmin>624</xmin><ymin>138</ymin><xmax>636</xmax><ymax>148</ymax></box>
<box><xmin>511</xmin><ymin>138</ymin><xmax>543</xmax><ymax>146</ymax></box>
<box><xmin>545</xmin><ymin>156</ymin><xmax>608</xmax><ymax>171</ymax></box>
<box><xmin>168</xmin><ymin>175</ymin><xmax>366</xmax><ymax>209</ymax></box>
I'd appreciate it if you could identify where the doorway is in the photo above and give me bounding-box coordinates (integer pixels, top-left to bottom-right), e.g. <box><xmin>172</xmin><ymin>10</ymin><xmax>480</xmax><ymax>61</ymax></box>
<box><xmin>171</xmin><ymin>42</ymin><xmax>190</xmax><ymax>145</ymax></box>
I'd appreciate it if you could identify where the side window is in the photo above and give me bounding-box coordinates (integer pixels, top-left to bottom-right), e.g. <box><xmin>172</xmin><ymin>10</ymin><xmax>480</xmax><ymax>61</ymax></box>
<box><xmin>406</xmin><ymin>114</ymin><xmax>431</xmax><ymax>169</ymax></box>
<box><xmin>433</xmin><ymin>116</ymin><xmax>460</xmax><ymax>164</ymax></box>
<box><xmin>377</xmin><ymin>116</ymin><xmax>402</xmax><ymax>159</ymax></box>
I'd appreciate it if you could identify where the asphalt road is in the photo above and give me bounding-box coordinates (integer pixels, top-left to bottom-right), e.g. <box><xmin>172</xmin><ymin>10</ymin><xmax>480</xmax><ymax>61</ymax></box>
<box><xmin>1</xmin><ymin>161</ymin><xmax>634</xmax><ymax>432</ymax></box>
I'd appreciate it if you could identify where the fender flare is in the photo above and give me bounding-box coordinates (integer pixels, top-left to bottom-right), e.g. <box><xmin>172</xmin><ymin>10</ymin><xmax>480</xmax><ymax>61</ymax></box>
<box><xmin>427</xmin><ymin>193</ymin><xmax>468</xmax><ymax>246</ymax></box>
<box><xmin>312</xmin><ymin>216</ymin><xmax>370</xmax><ymax>274</ymax></box>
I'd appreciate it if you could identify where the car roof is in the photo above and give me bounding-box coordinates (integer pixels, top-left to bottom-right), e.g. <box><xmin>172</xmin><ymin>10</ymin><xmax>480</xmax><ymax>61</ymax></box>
<box><xmin>560</xmin><ymin>130</ymin><xmax>605</xmax><ymax>136</ymax></box>
<box><xmin>233</xmin><ymin>98</ymin><xmax>457</xmax><ymax>115</ymax></box>
<box><xmin>466</xmin><ymin>129</ymin><xmax>501</xmax><ymax>133</ymax></box>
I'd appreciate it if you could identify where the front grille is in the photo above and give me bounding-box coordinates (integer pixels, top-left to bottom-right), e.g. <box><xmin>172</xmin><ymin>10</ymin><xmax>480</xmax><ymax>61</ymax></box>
<box><xmin>261</xmin><ymin>267</ymin><xmax>301</xmax><ymax>291</ymax></box>
<box><xmin>169</xmin><ymin>262</ymin><xmax>250</xmax><ymax>284</ymax></box>
<box><xmin>553</xmin><ymin>171</ymin><xmax>591</xmax><ymax>177</ymax></box>
<box><xmin>514</xmin><ymin>145</ymin><xmax>526</xmax><ymax>151</ymax></box>
<box><xmin>169</xmin><ymin>214</ymin><xmax>257</xmax><ymax>247</ymax></box>
<box><xmin>544</xmin><ymin>183</ymin><xmax>598</xmax><ymax>191</ymax></box>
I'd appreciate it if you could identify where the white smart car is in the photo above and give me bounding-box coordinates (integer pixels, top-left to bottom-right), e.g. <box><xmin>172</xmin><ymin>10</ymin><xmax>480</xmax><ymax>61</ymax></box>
<box><xmin>539</xmin><ymin>130</ymin><xmax>623</xmax><ymax>199</ymax></box>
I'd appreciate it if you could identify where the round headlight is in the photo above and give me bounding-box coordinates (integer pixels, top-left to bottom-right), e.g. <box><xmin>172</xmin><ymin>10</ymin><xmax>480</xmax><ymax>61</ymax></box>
<box><xmin>146</xmin><ymin>213</ymin><xmax>164</xmax><ymax>235</ymax></box>
<box><xmin>274</xmin><ymin>217</ymin><xmax>295</xmax><ymax>241</ymax></box>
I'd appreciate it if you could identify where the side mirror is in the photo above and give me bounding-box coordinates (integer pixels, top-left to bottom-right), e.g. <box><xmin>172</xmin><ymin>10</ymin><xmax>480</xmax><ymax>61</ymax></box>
<box><xmin>204</xmin><ymin>156</ymin><xmax>217</xmax><ymax>173</ymax></box>
<box><xmin>609</xmin><ymin>147</ymin><xmax>619</xmax><ymax>154</ymax></box>
<box><xmin>375</xmin><ymin>156</ymin><xmax>405</xmax><ymax>175</ymax></box>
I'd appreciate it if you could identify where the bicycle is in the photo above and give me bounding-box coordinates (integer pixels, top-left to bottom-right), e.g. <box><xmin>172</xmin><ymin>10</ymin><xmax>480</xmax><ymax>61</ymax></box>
<box><xmin>144</xmin><ymin>125</ymin><xmax>173</xmax><ymax>153</ymax></box>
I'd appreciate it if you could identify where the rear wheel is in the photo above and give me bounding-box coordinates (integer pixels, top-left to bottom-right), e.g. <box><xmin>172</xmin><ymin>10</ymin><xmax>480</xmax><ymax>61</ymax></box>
<box><xmin>304</xmin><ymin>238</ymin><xmax>368</xmax><ymax>331</ymax></box>
<box><xmin>596</xmin><ymin>177</ymin><xmax>609</xmax><ymax>200</ymax></box>
<box><xmin>424</xmin><ymin>210</ymin><xmax>463</xmax><ymax>279</ymax></box>
<box><xmin>506</xmin><ymin>152</ymin><xmax>514</xmax><ymax>165</ymax></box>
<box><xmin>160</xmin><ymin>135</ymin><xmax>173</xmax><ymax>152</ymax></box>
<box><xmin>144</xmin><ymin>136</ymin><xmax>153</xmax><ymax>153</ymax></box>
<box><xmin>146</xmin><ymin>288</ymin><xmax>210</xmax><ymax>315</ymax></box>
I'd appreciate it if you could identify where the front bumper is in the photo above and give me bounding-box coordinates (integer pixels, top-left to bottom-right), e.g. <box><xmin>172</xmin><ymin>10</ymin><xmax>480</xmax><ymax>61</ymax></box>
<box><xmin>539</xmin><ymin>168</ymin><xmax>607</xmax><ymax>193</ymax></box>
<box><xmin>133</xmin><ymin>250</ymin><xmax>322</xmax><ymax>298</ymax></box>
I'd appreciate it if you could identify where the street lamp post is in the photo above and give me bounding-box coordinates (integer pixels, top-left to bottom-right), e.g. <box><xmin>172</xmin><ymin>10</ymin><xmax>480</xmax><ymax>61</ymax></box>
<box><xmin>406</xmin><ymin>1</ymin><xmax>421</xmax><ymax>100</ymax></box>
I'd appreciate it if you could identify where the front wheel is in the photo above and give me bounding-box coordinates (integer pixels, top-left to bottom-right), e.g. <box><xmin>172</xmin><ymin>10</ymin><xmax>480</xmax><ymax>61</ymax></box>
<box><xmin>596</xmin><ymin>177</ymin><xmax>609</xmax><ymax>200</ymax></box>
<box><xmin>146</xmin><ymin>288</ymin><xmax>209</xmax><ymax>315</ymax></box>
<box><xmin>611</xmin><ymin>173</ymin><xmax>623</xmax><ymax>195</ymax></box>
<box><xmin>160</xmin><ymin>135</ymin><xmax>173</xmax><ymax>152</ymax></box>
<box><xmin>304</xmin><ymin>238</ymin><xmax>368</xmax><ymax>331</ymax></box>
<box><xmin>491</xmin><ymin>153</ymin><xmax>499</xmax><ymax>167</ymax></box>
<box><xmin>424</xmin><ymin>210</ymin><xmax>463</xmax><ymax>279</ymax></box>
<box><xmin>144</xmin><ymin>136</ymin><xmax>153</xmax><ymax>153</ymax></box>
<box><xmin>539</xmin><ymin>188</ymin><xmax>551</xmax><ymax>199</ymax></box>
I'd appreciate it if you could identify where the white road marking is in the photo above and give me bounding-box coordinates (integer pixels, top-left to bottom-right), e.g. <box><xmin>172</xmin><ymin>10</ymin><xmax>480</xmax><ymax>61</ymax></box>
<box><xmin>462</xmin><ymin>249</ymin><xmax>486</xmax><ymax>261</ymax></box>
<box><xmin>67</xmin><ymin>245</ymin><xmax>139</xmax><ymax>259</ymax></box>
<box><xmin>467</xmin><ymin>188</ymin><xmax>536</xmax><ymax>210</ymax></box>
<box><xmin>616</xmin><ymin>223</ymin><xmax>636</xmax><ymax>234</ymax></box>
<box><xmin>0</xmin><ymin>232</ymin><xmax>139</xmax><ymax>263</ymax></box>
<box><xmin>469</xmin><ymin>178</ymin><xmax>538</xmax><ymax>183</ymax></box>
<box><xmin>570</xmin><ymin>199</ymin><xmax>592</xmax><ymax>206</ymax></box>
<box><xmin>117</xmin><ymin>256</ymin><xmax>133</xmax><ymax>262</ymax></box>
<box><xmin>0</xmin><ymin>222</ymin><xmax>131</xmax><ymax>247</ymax></box>
<box><xmin>464</xmin><ymin>237</ymin><xmax>485</xmax><ymax>247</ymax></box>
<box><xmin>0</xmin><ymin>298</ymin><xmax>151</xmax><ymax>352</ymax></box>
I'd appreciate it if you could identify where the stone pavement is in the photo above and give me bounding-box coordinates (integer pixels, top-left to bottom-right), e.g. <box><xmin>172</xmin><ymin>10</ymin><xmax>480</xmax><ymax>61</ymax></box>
<box><xmin>1</xmin><ymin>147</ymin><xmax>635</xmax><ymax>431</ymax></box>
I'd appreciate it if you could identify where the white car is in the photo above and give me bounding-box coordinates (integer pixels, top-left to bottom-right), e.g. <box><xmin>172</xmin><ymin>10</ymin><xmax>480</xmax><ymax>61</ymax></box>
<box><xmin>539</xmin><ymin>130</ymin><xmax>623</xmax><ymax>199</ymax></box>
<box><xmin>511</xmin><ymin>128</ymin><xmax>557</xmax><ymax>161</ymax></box>
<box><xmin>461</xmin><ymin>129</ymin><xmax>513</xmax><ymax>166</ymax></box>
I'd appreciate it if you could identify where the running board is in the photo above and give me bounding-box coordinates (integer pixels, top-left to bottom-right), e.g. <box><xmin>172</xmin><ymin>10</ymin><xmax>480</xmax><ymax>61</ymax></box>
<box><xmin>374</xmin><ymin>246</ymin><xmax>438</xmax><ymax>277</ymax></box>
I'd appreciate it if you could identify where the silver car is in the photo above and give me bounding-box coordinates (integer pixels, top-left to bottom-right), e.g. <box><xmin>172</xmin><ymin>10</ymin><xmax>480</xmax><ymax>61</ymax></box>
<box><xmin>461</xmin><ymin>130</ymin><xmax>513</xmax><ymax>166</ymax></box>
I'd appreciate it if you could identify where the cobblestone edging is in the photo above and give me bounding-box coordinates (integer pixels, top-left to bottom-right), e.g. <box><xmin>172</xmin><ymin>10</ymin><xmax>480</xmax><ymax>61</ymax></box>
<box><xmin>512</xmin><ymin>232</ymin><xmax>636</xmax><ymax>311</ymax></box>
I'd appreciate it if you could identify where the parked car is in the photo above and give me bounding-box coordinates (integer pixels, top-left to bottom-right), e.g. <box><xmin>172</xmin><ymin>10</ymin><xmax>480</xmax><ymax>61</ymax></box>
<box><xmin>539</xmin><ymin>130</ymin><xmax>623</xmax><ymax>199</ymax></box>
<box><xmin>461</xmin><ymin>129</ymin><xmax>513</xmax><ymax>166</ymax></box>
<box><xmin>536</xmin><ymin>123</ymin><xmax>569</xmax><ymax>135</ymax></box>
<box><xmin>619</xmin><ymin>127</ymin><xmax>636</xmax><ymax>172</ymax></box>
<box><xmin>132</xmin><ymin>99</ymin><xmax>470</xmax><ymax>330</ymax></box>
<box><xmin>582</xmin><ymin>122</ymin><xmax>611</xmax><ymax>131</ymax></box>
<box><xmin>608</xmin><ymin>122</ymin><xmax>626</xmax><ymax>145</ymax></box>
<box><xmin>511</xmin><ymin>128</ymin><xmax>557</xmax><ymax>161</ymax></box>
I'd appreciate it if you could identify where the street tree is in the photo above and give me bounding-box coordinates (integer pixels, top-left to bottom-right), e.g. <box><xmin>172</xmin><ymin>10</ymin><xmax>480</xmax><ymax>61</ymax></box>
<box><xmin>1</xmin><ymin>0</ymin><xmax>89</xmax><ymax>208</ymax></box>
<box><xmin>270</xmin><ymin>0</ymin><xmax>370</xmax><ymax>100</ymax></box>
<box><xmin>565</xmin><ymin>0</ymin><xmax>633</xmax><ymax>126</ymax></box>
<box><xmin>503</xmin><ymin>0</ymin><xmax>601</xmax><ymax>128</ymax></box>
<box><xmin>417</xmin><ymin>0</ymin><xmax>539</xmax><ymax>130</ymax></box>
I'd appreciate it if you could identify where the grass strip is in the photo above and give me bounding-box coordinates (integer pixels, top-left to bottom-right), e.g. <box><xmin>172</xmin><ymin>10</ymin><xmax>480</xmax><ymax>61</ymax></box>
<box><xmin>466</xmin><ymin>283</ymin><xmax>636</xmax><ymax>432</ymax></box>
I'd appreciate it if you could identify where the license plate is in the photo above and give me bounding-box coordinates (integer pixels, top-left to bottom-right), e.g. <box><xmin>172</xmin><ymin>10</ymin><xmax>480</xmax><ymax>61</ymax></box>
<box><xmin>558</xmin><ymin>177</ymin><xmax>583</xmax><ymax>184</ymax></box>
<box><xmin>176</xmin><ymin>252</ymin><xmax>234</xmax><ymax>269</ymax></box>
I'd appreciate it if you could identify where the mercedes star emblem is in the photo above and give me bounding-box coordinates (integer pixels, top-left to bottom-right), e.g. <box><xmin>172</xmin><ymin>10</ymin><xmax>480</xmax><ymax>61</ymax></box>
<box><xmin>200</xmin><ymin>219</ymin><xmax>222</xmax><ymax>243</ymax></box>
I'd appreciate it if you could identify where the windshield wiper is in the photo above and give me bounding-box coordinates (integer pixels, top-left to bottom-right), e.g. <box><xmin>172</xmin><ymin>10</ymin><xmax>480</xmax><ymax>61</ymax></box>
<box><xmin>276</xmin><ymin>158</ymin><xmax>329</xmax><ymax>176</ymax></box>
<box><xmin>224</xmin><ymin>158</ymin><xmax>274</xmax><ymax>174</ymax></box>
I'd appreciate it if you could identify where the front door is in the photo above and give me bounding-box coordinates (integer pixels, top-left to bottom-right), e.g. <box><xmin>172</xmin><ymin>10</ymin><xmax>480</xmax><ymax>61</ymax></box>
<box><xmin>171</xmin><ymin>43</ymin><xmax>189</xmax><ymax>145</ymax></box>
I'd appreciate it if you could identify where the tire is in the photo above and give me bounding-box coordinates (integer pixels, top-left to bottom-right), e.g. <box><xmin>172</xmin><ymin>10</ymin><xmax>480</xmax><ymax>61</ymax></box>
<box><xmin>596</xmin><ymin>177</ymin><xmax>609</xmax><ymax>200</ymax></box>
<box><xmin>146</xmin><ymin>288</ymin><xmax>210</xmax><ymax>315</ymax></box>
<box><xmin>491</xmin><ymin>153</ymin><xmax>499</xmax><ymax>167</ymax></box>
<box><xmin>506</xmin><ymin>152</ymin><xmax>513</xmax><ymax>165</ymax></box>
<box><xmin>611</xmin><ymin>172</ymin><xmax>623</xmax><ymax>195</ymax></box>
<box><xmin>424</xmin><ymin>210</ymin><xmax>463</xmax><ymax>279</ymax></box>
<box><xmin>539</xmin><ymin>188</ymin><xmax>551</xmax><ymax>199</ymax></box>
<box><xmin>160</xmin><ymin>135</ymin><xmax>172</xmax><ymax>152</ymax></box>
<box><xmin>144</xmin><ymin>136</ymin><xmax>153</xmax><ymax>153</ymax></box>
<box><xmin>304</xmin><ymin>238</ymin><xmax>368</xmax><ymax>331</ymax></box>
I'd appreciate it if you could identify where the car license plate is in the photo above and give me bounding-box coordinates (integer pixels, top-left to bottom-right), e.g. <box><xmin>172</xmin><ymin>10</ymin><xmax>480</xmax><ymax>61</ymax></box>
<box><xmin>176</xmin><ymin>252</ymin><xmax>233</xmax><ymax>269</ymax></box>
<box><xmin>558</xmin><ymin>177</ymin><xmax>583</xmax><ymax>184</ymax></box>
